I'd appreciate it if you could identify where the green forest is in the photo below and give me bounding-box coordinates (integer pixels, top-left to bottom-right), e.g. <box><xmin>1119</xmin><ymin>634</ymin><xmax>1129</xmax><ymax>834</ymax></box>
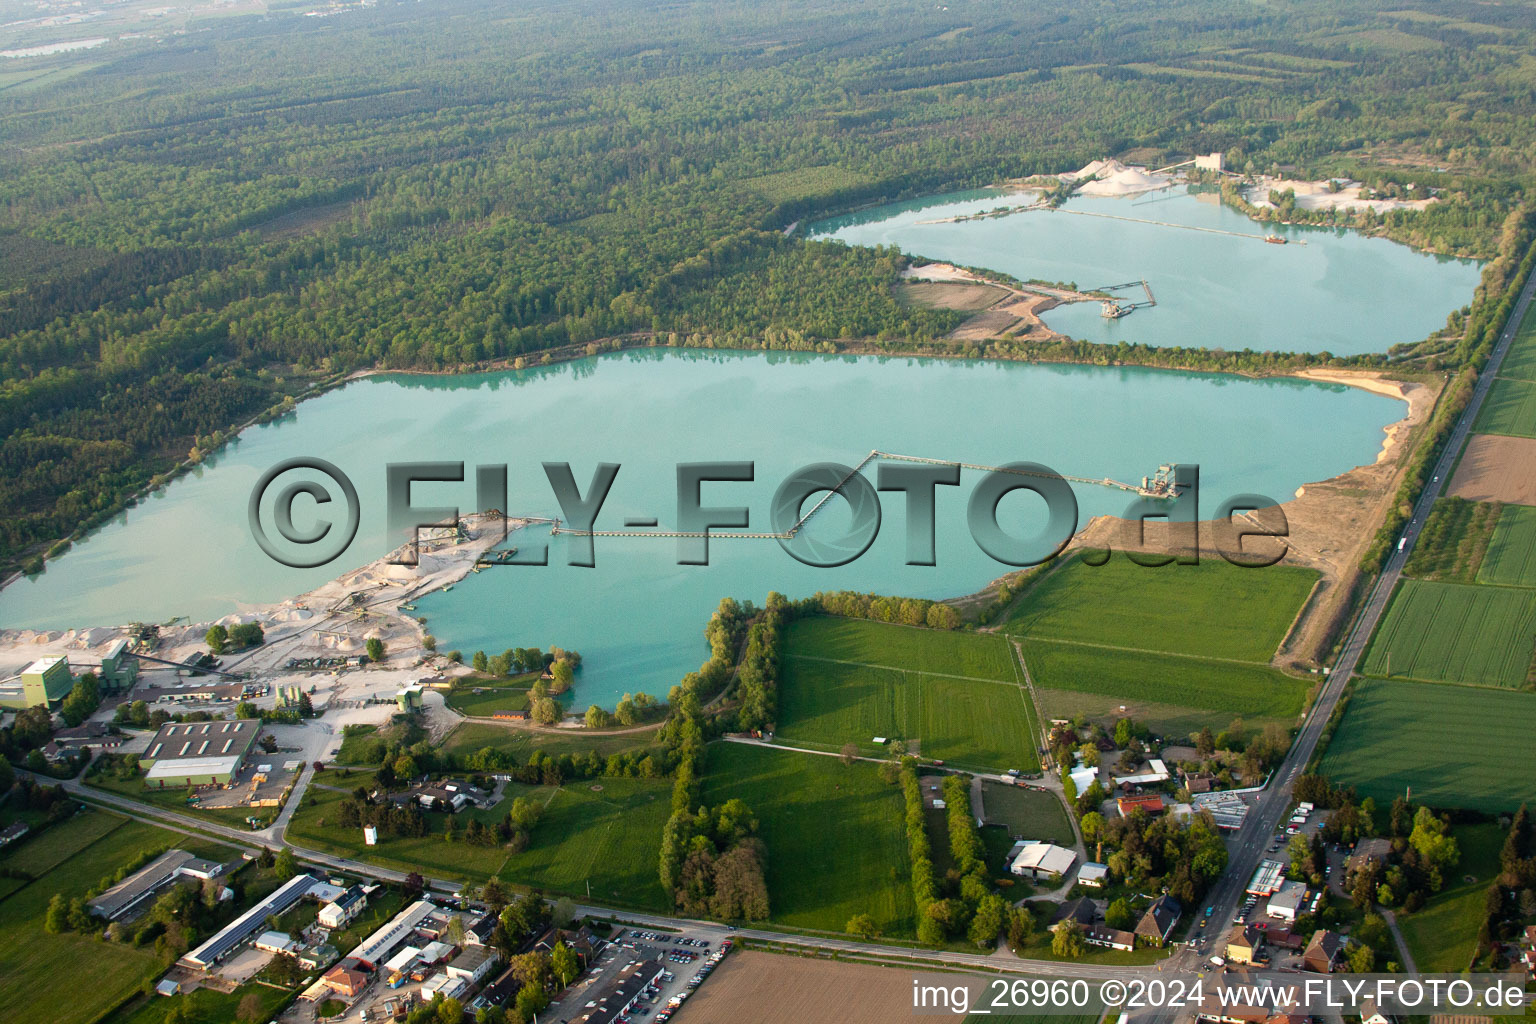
<box><xmin>4</xmin><ymin>0</ymin><xmax>1536</xmax><ymax>571</ymax></box>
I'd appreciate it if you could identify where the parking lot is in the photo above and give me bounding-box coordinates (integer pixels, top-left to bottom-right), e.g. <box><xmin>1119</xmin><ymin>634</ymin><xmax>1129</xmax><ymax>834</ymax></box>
<box><xmin>544</xmin><ymin>927</ymin><xmax>733</xmax><ymax>1022</ymax></box>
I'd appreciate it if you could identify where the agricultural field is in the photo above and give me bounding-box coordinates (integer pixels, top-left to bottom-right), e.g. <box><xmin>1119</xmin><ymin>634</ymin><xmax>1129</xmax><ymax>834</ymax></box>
<box><xmin>1402</xmin><ymin>498</ymin><xmax>1500</xmax><ymax>583</ymax></box>
<box><xmin>1395</xmin><ymin>822</ymin><xmax>1506</xmax><ymax>974</ymax></box>
<box><xmin>979</xmin><ymin>781</ymin><xmax>1076</xmax><ymax>846</ymax></box>
<box><xmin>672</xmin><ymin>950</ymin><xmax>925</xmax><ymax>1022</ymax></box>
<box><xmin>1361</xmin><ymin>580</ymin><xmax>1536</xmax><ymax>687</ymax></box>
<box><xmin>703</xmin><ymin>742</ymin><xmax>915</xmax><ymax>937</ymax></box>
<box><xmin>0</xmin><ymin>810</ymin><xmax>211</xmax><ymax>1024</ymax></box>
<box><xmin>288</xmin><ymin>773</ymin><xmax>672</xmax><ymax>909</ymax></box>
<box><xmin>1317</xmin><ymin>677</ymin><xmax>1536</xmax><ymax>811</ymax></box>
<box><xmin>1020</xmin><ymin>640</ymin><xmax>1310</xmax><ymax>736</ymax></box>
<box><xmin>1474</xmin><ymin>376</ymin><xmax>1536</xmax><ymax>438</ymax></box>
<box><xmin>1003</xmin><ymin>554</ymin><xmax>1318</xmax><ymax>663</ymax></box>
<box><xmin>1498</xmin><ymin>303</ymin><xmax>1536</xmax><ymax>382</ymax></box>
<box><xmin>1478</xmin><ymin>504</ymin><xmax>1536</xmax><ymax>587</ymax></box>
<box><xmin>775</xmin><ymin>618</ymin><xmax>1038</xmax><ymax>770</ymax></box>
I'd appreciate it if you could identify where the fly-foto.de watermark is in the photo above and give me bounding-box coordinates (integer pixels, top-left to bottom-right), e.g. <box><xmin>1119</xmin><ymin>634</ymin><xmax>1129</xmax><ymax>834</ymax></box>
<box><xmin>246</xmin><ymin>455</ymin><xmax>1289</xmax><ymax>570</ymax></box>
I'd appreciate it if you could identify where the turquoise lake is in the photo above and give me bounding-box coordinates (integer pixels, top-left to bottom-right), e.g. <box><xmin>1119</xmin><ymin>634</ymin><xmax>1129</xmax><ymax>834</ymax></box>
<box><xmin>812</xmin><ymin>188</ymin><xmax>1483</xmax><ymax>355</ymax></box>
<box><xmin>0</xmin><ymin>349</ymin><xmax>1403</xmax><ymax>706</ymax></box>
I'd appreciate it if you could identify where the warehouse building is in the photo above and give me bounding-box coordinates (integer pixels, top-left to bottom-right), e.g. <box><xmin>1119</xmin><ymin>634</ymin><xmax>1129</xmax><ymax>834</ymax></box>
<box><xmin>141</xmin><ymin>719</ymin><xmax>261</xmax><ymax>788</ymax></box>
<box><xmin>181</xmin><ymin>873</ymin><xmax>318</xmax><ymax>970</ymax></box>
<box><xmin>89</xmin><ymin>849</ymin><xmax>226</xmax><ymax>921</ymax></box>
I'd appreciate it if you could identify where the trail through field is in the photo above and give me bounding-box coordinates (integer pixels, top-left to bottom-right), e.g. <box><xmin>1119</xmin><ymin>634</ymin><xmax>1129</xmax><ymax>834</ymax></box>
<box><xmin>784</xmin><ymin>651</ymin><xmax>1019</xmax><ymax>685</ymax></box>
<box><xmin>1019</xmin><ymin>634</ymin><xmax>1275</xmax><ymax>668</ymax></box>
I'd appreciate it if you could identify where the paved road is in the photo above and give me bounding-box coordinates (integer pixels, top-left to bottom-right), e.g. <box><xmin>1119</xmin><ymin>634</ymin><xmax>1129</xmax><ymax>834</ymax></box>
<box><xmin>1143</xmin><ymin>255</ymin><xmax>1536</xmax><ymax>1019</ymax></box>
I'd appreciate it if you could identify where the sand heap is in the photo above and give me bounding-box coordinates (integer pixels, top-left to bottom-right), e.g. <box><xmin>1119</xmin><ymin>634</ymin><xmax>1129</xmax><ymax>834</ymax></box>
<box><xmin>1064</xmin><ymin>159</ymin><xmax>1173</xmax><ymax>197</ymax></box>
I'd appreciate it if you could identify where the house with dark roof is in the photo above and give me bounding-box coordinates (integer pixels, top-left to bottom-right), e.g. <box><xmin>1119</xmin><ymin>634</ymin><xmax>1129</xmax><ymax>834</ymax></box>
<box><xmin>1050</xmin><ymin>897</ymin><xmax>1098</xmax><ymax>929</ymax></box>
<box><xmin>1302</xmin><ymin>929</ymin><xmax>1344</xmax><ymax>973</ymax></box>
<box><xmin>1135</xmin><ymin>895</ymin><xmax>1181</xmax><ymax>947</ymax></box>
<box><xmin>1083</xmin><ymin>924</ymin><xmax>1135</xmax><ymax>951</ymax></box>
<box><xmin>1346</xmin><ymin>837</ymin><xmax>1392</xmax><ymax>877</ymax></box>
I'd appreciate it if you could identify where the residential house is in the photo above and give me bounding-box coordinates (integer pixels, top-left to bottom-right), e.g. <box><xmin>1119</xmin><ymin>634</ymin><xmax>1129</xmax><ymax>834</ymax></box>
<box><xmin>1135</xmin><ymin>895</ymin><xmax>1181</xmax><ymax>947</ymax></box>
<box><xmin>1116</xmin><ymin>793</ymin><xmax>1165</xmax><ymax>817</ymax></box>
<box><xmin>1358</xmin><ymin>998</ymin><xmax>1396</xmax><ymax>1024</ymax></box>
<box><xmin>1346</xmin><ymin>838</ymin><xmax>1392</xmax><ymax>877</ymax></box>
<box><xmin>318</xmin><ymin>885</ymin><xmax>368</xmax><ymax>929</ymax></box>
<box><xmin>1083</xmin><ymin>924</ymin><xmax>1135</xmax><ymax>951</ymax></box>
<box><xmin>1302</xmin><ymin>929</ymin><xmax>1344</xmax><ymax>973</ymax></box>
<box><xmin>321</xmin><ymin>964</ymin><xmax>368</xmax><ymax>999</ymax></box>
<box><xmin>1051</xmin><ymin>897</ymin><xmax>1099</xmax><ymax>930</ymax></box>
<box><xmin>1224</xmin><ymin>924</ymin><xmax>1265</xmax><ymax>965</ymax></box>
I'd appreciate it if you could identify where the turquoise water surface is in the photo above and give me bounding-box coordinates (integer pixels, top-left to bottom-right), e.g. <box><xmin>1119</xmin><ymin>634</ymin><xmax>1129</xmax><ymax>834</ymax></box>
<box><xmin>812</xmin><ymin>188</ymin><xmax>1483</xmax><ymax>356</ymax></box>
<box><xmin>1</xmin><ymin>349</ymin><xmax>1402</xmax><ymax>706</ymax></box>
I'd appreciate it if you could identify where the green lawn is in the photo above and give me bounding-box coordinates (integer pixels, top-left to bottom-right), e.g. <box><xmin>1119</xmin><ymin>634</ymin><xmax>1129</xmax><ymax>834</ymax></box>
<box><xmin>1021</xmin><ymin>639</ymin><xmax>1310</xmax><ymax>734</ymax></box>
<box><xmin>1479</xmin><ymin>504</ymin><xmax>1536</xmax><ymax>587</ymax></box>
<box><xmin>99</xmin><ymin>983</ymin><xmax>291</xmax><ymax>1024</ymax></box>
<box><xmin>442</xmin><ymin>721</ymin><xmax>664</xmax><ymax>762</ymax></box>
<box><xmin>702</xmin><ymin>742</ymin><xmax>915</xmax><ymax>937</ymax></box>
<box><xmin>979</xmin><ymin>781</ymin><xmax>1075</xmax><ymax>846</ymax></box>
<box><xmin>776</xmin><ymin>620</ymin><xmax>1038</xmax><ymax>770</ymax></box>
<box><xmin>787</xmin><ymin>617</ymin><xmax>1018</xmax><ymax>679</ymax></box>
<box><xmin>0</xmin><ymin>810</ymin><xmax>208</xmax><ymax>1024</ymax></box>
<box><xmin>1396</xmin><ymin>822</ymin><xmax>1506</xmax><ymax>973</ymax></box>
<box><xmin>1317</xmin><ymin>677</ymin><xmax>1536</xmax><ymax>811</ymax></box>
<box><xmin>1475</xmin><ymin>376</ymin><xmax>1536</xmax><ymax>438</ymax></box>
<box><xmin>1003</xmin><ymin>553</ymin><xmax>1318</xmax><ymax>662</ymax></box>
<box><xmin>289</xmin><ymin>772</ymin><xmax>672</xmax><ymax>909</ymax></box>
<box><xmin>445</xmin><ymin>673</ymin><xmax>537</xmax><ymax>716</ymax></box>
<box><xmin>1403</xmin><ymin>497</ymin><xmax>1500</xmax><ymax>583</ymax></box>
<box><xmin>1362</xmin><ymin>579</ymin><xmax>1536</xmax><ymax>687</ymax></box>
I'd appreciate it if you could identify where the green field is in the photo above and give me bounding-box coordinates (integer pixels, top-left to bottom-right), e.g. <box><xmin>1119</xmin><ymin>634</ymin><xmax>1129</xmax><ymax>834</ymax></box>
<box><xmin>1403</xmin><ymin>498</ymin><xmax>1500</xmax><ymax>583</ymax></box>
<box><xmin>776</xmin><ymin>619</ymin><xmax>1037</xmax><ymax>769</ymax></box>
<box><xmin>1317</xmin><ymin>677</ymin><xmax>1536</xmax><ymax>811</ymax></box>
<box><xmin>442</xmin><ymin>721</ymin><xmax>664</xmax><ymax>763</ymax></box>
<box><xmin>1478</xmin><ymin>504</ymin><xmax>1536</xmax><ymax>587</ymax></box>
<box><xmin>100</xmin><ymin>983</ymin><xmax>290</xmax><ymax>1024</ymax></box>
<box><xmin>1021</xmin><ymin>640</ymin><xmax>1310</xmax><ymax>733</ymax></box>
<box><xmin>289</xmin><ymin>773</ymin><xmax>672</xmax><ymax>909</ymax></box>
<box><xmin>445</xmin><ymin>673</ymin><xmax>537</xmax><ymax>716</ymax></box>
<box><xmin>1499</xmin><ymin>301</ymin><xmax>1536</xmax><ymax>382</ymax></box>
<box><xmin>979</xmin><ymin>781</ymin><xmax>1076</xmax><ymax>845</ymax></box>
<box><xmin>1362</xmin><ymin>580</ymin><xmax>1536</xmax><ymax>687</ymax></box>
<box><xmin>0</xmin><ymin>810</ymin><xmax>223</xmax><ymax>1024</ymax></box>
<box><xmin>703</xmin><ymin>742</ymin><xmax>915</xmax><ymax>937</ymax></box>
<box><xmin>1474</xmin><ymin>376</ymin><xmax>1536</xmax><ymax>438</ymax></box>
<box><xmin>1003</xmin><ymin>554</ymin><xmax>1318</xmax><ymax>662</ymax></box>
<box><xmin>787</xmin><ymin>617</ymin><xmax>1018</xmax><ymax>679</ymax></box>
<box><xmin>1396</xmin><ymin>822</ymin><xmax>1506</xmax><ymax>973</ymax></box>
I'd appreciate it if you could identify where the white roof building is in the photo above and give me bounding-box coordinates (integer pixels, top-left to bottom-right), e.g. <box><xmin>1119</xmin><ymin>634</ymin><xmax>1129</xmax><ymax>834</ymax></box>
<box><xmin>1009</xmin><ymin>842</ymin><xmax>1077</xmax><ymax>880</ymax></box>
<box><xmin>1077</xmin><ymin>862</ymin><xmax>1109</xmax><ymax>887</ymax></box>
<box><xmin>1069</xmin><ymin>766</ymin><xmax>1098</xmax><ymax>794</ymax></box>
<box><xmin>255</xmin><ymin>930</ymin><xmax>300</xmax><ymax>955</ymax></box>
<box><xmin>1267</xmin><ymin>880</ymin><xmax>1309</xmax><ymax>921</ymax></box>
<box><xmin>421</xmin><ymin>972</ymin><xmax>469</xmax><ymax>1001</ymax></box>
<box><xmin>1112</xmin><ymin>758</ymin><xmax>1170</xmax><ymax>787</ymax></box>
<box><xmin>347</xmin><ymin>899</ymin><xmax>435</xmax><ymax>970</ymax></box>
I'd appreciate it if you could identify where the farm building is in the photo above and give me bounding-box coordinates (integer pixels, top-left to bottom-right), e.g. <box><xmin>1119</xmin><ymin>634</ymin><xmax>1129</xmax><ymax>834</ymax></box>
<box><xmin>1076</xmin><ymin>862</ymin><xmax>1109</xmax><ymax>887</ymax></box>
<box><xmin>1008</xmin><ymin>841</ymin><xmax>1076</xmax><ymax>880</ymax></box>
<box><xmin>141</xmin><ymin>719</ymin><xmax>261</xmax><ymax>787</ymax></box>
<box><xmin>1116</xmin><ymin>793</ymin><xmax>1165</xmax><ymax>817</ymax></box>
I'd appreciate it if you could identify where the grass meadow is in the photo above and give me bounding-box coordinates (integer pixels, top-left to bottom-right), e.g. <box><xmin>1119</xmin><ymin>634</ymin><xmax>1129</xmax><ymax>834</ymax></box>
<box><xmin>703</xmin><ymin>742</ymin><xmax>915</xmax><ymax>937</ymax></box>
<box><xmin>1317</xmin><ymin>677</ymin><xmax>1536</xmax><ymax>811</ymax></box>
<box><xmin>1362</xmin><ymin>580</ymin><xmax>1536</xmax><ymax>687</ymax></box>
